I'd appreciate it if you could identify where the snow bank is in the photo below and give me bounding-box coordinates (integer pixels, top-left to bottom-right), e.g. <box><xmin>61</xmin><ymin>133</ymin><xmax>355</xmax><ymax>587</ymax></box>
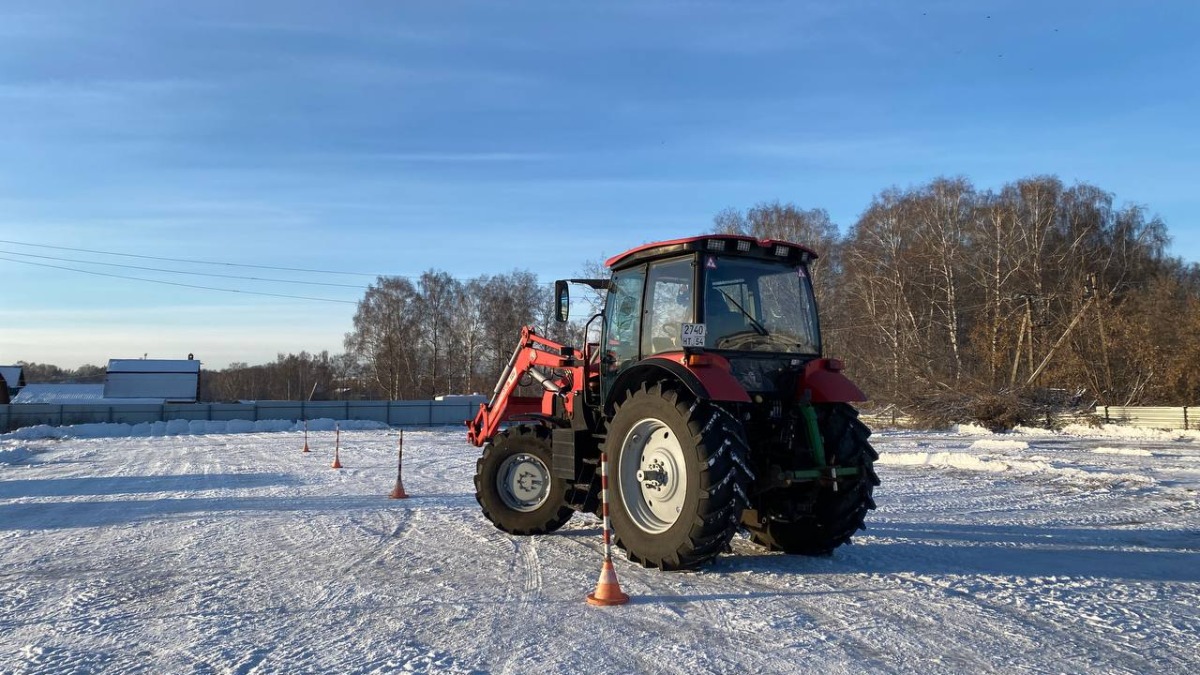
<box><xmin>951</xmin><ymin>423</ymin><xmax>995</xmax><ymax>436</ymax></box>
<box><xmin>0</xmin><ymin>418</ymin><xmax>389</xmax><ymax>441</ymax></box>
<box><xmin>968</xmin><ymin>438</ymin><xmax>1030</xmax><ymax>451</ymax></box>
<box><xmin>878</xmin><ymin>451</ymin><xmax>1156</xmax><ymax>486</ymax></box>
<box><xmin>1092</xmin><ymin>446</ymin><xmax>1154</xmax><ymax>457</ymax></box>
<box><xmin>879</xmin><ymin>451</ymin><xmax>1051</xmax><ymax>474</ymax></box>
<box><xmin>0</xmin><ymin>446</ymin><xmax>39</xmax><ymax>464</ymax></box>
<box><xmin>1040</xmin><ymin>423</ymin><xmax>1200</xmax><ymax>442</ymax></box>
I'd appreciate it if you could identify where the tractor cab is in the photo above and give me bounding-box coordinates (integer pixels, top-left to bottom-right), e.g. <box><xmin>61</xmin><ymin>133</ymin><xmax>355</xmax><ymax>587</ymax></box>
<box><xmin>558</xmin><ymin>235</ymin><xmax>825</xmax><ymax>404</ymax></box>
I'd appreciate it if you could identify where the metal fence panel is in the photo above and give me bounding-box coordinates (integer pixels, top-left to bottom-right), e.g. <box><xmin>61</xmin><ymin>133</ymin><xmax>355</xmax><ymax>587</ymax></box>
<box><xmin>208</xmin><ymin>404</ymin><xmax>248</xmax><ymax>422</ymax></box>
<box><xmin>388</xmin><ymin>401</ymin><xmax>431</xmax><ymax>426</ymax></box>
<box><xmin>255</xmin><ymin>401</ymin><xmax>303</xmax><ymax>421</ymax></box>
<box><xmin>432</xmin><ymin>401</ymin><xmax>474</xmax><ymax>426</ymax></box>
<box><xmin>0</xmin><ymin>400</ymin><xmax>483</xmax><ymax>433</ymax></box>
<box><xmin>110</xmin><ymin>405</ymin><xmax>166</xmax><ymax>426</ymax></box>
<box><xmin>5</xmin><ymin>404</ymin><xmax>62</xmax><ymax>429</ymax></box>
<box><xmin>1102</xmin><ymin>406</ymin><xmax>1193</xmax><ymax>430</ymax></box>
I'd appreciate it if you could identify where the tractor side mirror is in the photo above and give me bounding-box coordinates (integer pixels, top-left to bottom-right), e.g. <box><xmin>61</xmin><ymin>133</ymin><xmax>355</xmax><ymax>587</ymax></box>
<box><xmin>554</xmin><ymin>280</ymin><xmax>569</xmax><ymax>323</ymax></box>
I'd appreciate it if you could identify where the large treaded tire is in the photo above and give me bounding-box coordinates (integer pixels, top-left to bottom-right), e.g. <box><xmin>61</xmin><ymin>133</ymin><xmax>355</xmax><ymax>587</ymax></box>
<box><xmin>606</xmin><ymin>383</ymin><xmax>751</xmax><ymax>570</ymax></box>
<box><xmin>474</xmin><ymin>425</ymin><xmax>575</xmax><ymax>536</ymax></box>
<box><xmin>746</xmin><ymin>402</ymin><xmax>879</xmax><ymax>555</ymax></box>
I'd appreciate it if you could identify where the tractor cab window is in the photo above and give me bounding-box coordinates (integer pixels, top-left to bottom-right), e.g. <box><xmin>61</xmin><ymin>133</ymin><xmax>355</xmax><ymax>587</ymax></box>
<box><xmin>703</xmin><ymin>257</ymin><xmax>821</xmax><ymax>354</ymax></box>
<box><xmin>642</xmin><ymin>258</ymin><xmax>694</xmax><ymax>356</ymax></box>
<box><xmin>603</xmin><ymin>267</ymin><xmax>645</xmax><ymax>380</ymax></box>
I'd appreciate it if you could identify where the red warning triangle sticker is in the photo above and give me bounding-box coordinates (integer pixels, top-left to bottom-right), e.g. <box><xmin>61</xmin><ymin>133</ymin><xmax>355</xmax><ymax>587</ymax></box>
<box><xmin>705</xmin><ymin>256</ymin><xmax>717</xmax><ymax>269</ymax></box>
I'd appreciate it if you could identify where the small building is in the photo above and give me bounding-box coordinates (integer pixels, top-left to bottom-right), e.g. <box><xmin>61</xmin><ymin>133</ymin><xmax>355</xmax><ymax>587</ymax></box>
<box><xmin>104</xmin><ymin>358</ymin><xmax>201</xmax><ymax>403</ymax></box>
<box><xmin>0</xmin><ymin>365</ymin><xmax>25</xmax><ymax>404</ymax></box>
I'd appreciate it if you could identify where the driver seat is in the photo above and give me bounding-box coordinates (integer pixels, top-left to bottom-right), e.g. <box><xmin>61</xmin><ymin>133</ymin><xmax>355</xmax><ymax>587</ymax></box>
<box><xmin>704</xmin><ymin>295</ymin><xmax>746</xmax><ymax>346</ymax></box>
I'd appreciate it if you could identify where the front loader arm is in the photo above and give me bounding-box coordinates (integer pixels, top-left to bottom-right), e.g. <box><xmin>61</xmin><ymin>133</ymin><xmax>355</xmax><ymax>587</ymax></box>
<box><xmin>466</xmin><ymin>326</ymin><xmax>580</xmax><ymax>447</ymax></box>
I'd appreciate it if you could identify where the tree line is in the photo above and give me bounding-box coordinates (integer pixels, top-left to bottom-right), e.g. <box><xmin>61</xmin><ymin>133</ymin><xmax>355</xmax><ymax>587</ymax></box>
<box><xmin>18</xmin><ymin>174</ymin><xmax>1199</xmax><ymax>423</ymax></box>
<box><xmin>12</xmin><ymin>362</ymin><xmax>107</xmax><ymax>384</ymax></box>
<box><xmin>717</xmin><ymin>176</ymin><xmax>1199</xmax><ymax>425</ymax></box>
<box><xmin>202</xmin><ymin>269</ymin><xmax>570</xmax><ymax>402</ymax></box>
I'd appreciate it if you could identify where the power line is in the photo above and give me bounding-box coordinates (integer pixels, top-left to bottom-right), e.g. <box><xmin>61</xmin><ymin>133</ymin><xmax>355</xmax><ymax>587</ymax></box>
<box><xmin>0</xmin><ymin>238</ymin><xmax>561</xmax><ymax>287</ymax></box>
<box><xmin>0</xmin><ymin>256</ymin><xmax>359</xmax><ymax>305</ymax></box>
<box><xmin>0</xmin><ymin>238</ymin><xmax>381</xmax><ymax>277</ymax></box>
<box><xmin>0</xmin><ymin>249</ymin><xmax>369</xmax><ymax>289</ymax></box>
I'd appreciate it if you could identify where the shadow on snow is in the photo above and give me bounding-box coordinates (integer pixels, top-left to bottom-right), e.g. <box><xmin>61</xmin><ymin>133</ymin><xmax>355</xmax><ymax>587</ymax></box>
<box><xmin>0</xmin><ymin>473</ymin><xmax>298</xmax><ymax>498</ymax></box>
<box><xmin>709</xmin><ymin>521</ymin><xmax>1200</xmax><ymax>583</ymax></box>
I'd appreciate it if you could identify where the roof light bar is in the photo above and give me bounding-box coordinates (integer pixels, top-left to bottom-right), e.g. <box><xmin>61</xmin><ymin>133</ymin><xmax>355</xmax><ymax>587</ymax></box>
<box><xmin>774</xmin><ymin>244</ymin><xmax>789</xmax><ymax>256</ymax></box>
<box><xmin>736</xmin><ymin>240</ymin><xmax>752</xmax><ymax>252</ymax></box>
<box><xmin>706</xmin><ymin>239</ymin><xmax>726</xmax><ymax>251</ymax></box>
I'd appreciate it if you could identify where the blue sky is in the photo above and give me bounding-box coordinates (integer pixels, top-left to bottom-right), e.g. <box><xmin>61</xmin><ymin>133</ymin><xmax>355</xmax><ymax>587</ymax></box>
<box><xmin>1</xmin><ymin>0</ymin><xmax>1197</xmax><ymax>369</ymax></box>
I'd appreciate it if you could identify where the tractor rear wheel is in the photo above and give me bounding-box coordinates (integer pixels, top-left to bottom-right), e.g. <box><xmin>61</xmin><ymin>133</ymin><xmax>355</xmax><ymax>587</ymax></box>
<box><xmin>475</xmin><ymin>425</ymin><xmax>575</xmax><ymax>535</ymax></box>
<box><xmin>606</xmin><ymin>383</ymin><xmax>750</xmax><ymax>570</ymax></box>
<box><xmin>746</xmin><ymin>402</ymin><xmax>879</xmax><ymax>555</ymax></box>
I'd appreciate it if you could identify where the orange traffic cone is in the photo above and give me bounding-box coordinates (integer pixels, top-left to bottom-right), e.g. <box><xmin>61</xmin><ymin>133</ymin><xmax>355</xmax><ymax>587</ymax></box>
<box><xmin>389</xmin><ymin>431</ymin><xmax>409</xmax><ymax>499</ymax></box>
<box><xmin>586</xmin><ymin>557</ymin><xmax>629</xmax><ymax>606</ymax></box>
<box><xmin>331</xmin><ymin>423</ymin><xmax>343</xmax><ymax>469</ymax></box>
<box><xmin>302</xmin><ymin>419</ymin><xmax>310</xmax><ymax>453</ymax></box>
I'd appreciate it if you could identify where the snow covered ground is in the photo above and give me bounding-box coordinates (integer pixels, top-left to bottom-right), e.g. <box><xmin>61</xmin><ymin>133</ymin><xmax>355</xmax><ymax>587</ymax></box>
<box><xmin>1</xmin><ymin>421</ymin><xmax>1197</xmax><ymax>674</ymax></box>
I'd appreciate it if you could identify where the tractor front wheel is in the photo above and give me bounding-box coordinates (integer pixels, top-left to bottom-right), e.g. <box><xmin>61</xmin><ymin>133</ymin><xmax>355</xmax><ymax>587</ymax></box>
<box><xmin>475</xmin><ymin>425</ymin><xmax>575</xmax><ymax>535</ymax></box>
<box><xmin>606</xmin><ymin>383</ymin><xmax>750</xmax><ymax>570</ymax></box>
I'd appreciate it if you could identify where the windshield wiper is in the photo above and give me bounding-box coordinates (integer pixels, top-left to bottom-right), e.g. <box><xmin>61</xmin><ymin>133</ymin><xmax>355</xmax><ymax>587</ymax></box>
<box><xmin>718</xmin><ymin>290</ymin><xmax>769</xmax><ymax>336</ymax></box>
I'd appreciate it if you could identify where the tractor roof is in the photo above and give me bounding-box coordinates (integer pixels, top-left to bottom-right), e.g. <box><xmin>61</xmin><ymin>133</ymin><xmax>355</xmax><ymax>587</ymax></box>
<box><xmin>605</xmin><ymin>234</ymin><xmax>819</xmax><ymax>271</ymax></box>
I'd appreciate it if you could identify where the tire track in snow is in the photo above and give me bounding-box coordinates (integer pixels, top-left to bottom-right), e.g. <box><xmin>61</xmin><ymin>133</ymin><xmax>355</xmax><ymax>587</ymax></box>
<box><xmin>885</xmin><ymin>570</ymin><xmax>1188</xmax><ymax>673</ymax></box>
<box><xmin>514</xmin><ymin>538</ymin><xmax>543</xmax><ymax>602</ymax></box>
<box><xmin>712</xmin><ymin>560</ymin><xmax>1009</xmax><ymax>673</ymax></box>
<box><xmin>545</xmin><ymin>529</ymin><xmax>1020</xmax><ymax>672</ymax></box>
<box><xmin>344</xmin><ymin>509</ymin><xmax>413</xmax><ymax>576</ymax></box>
<box><xmin>521</xmin><ymin>524</ymin><xmax>870</xmax><ymax>673</ymax></box>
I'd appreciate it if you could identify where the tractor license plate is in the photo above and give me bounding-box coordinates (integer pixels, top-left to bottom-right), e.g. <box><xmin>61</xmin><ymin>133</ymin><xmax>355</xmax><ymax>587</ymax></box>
<box><xmin>681</xmin><ymin>323</ymin><xmax>706</xmax><ymax>348</ymax></box>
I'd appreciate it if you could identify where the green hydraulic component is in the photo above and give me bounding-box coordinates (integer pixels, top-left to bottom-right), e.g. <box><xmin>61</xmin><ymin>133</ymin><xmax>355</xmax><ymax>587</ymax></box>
<box><xmin>779</xmin><ymin>402</ymin><xmax>862</xmax><ymax>489</ymax></box>
<box><xmin>799</xmin><ymin>402</ymin><xmax>826</xmax><ymax>468</ymax></box>
<box><xmin>776</xmin><ymin>467</ymin><xmax>861</xmax><ymax>481</ymax></box>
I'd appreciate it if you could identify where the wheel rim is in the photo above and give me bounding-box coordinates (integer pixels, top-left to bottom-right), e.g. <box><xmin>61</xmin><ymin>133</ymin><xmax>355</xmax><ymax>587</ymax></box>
<box><xmin>618</xmin><ymin>418</ymin><xmax>688</xmax><ymax>533</ymax></box>
<box><xmin>496</xmin><ymin>453</ymin><xmax>551</xmax><ymax>512</ymax></box>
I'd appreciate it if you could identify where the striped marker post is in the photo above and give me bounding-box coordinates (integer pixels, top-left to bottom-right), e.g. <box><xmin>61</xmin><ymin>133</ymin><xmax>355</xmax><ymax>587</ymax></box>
<box><xmin>388</xmin><ymin>430</ymin><xmax>409</xmax><ymax>499</ymax></box>
<box><xmin>587</xmin><ymin>451</ymin><xmax>629</xmax><ymax>606</ymax></box>
<box><xmin>331</xmin><ymin>422</ymin><xmax>343</xmax><ymax>469</ymax></box>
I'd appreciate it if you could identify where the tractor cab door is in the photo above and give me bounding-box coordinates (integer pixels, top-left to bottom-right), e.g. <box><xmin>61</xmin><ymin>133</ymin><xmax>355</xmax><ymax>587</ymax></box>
<box><xmin>641</xmin><ymin>258</ymin><xmax>696</xmax><ymax>357</ymax></box>
<box><xmin>600</xmin><ymin>265</ymin><xmax>645</xmax><ymax>402</ymax></box>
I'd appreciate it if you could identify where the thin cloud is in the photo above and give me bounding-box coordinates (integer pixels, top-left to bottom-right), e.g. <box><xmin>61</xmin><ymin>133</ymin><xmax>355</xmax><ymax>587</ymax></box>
<box><xmin>0</xmin><ymin>78</ymin><xmax>212</xmax><ymax>103</ymax></box>
<box><xmin>372</xmin><ymin>152</ymin><xmax>558</xmax><ymax>163</ymax></box>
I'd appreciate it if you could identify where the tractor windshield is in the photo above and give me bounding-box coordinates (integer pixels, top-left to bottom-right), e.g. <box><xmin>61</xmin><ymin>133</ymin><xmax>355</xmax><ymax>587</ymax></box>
<box><xmin>703</xmin><ymin>257</ymin><xmax>821</xmax><ymax>354</ymax></box>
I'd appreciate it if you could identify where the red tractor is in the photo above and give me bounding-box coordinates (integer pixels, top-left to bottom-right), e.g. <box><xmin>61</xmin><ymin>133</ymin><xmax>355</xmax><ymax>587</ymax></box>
<box><xmin>467</xmin><ymin>235</ymin><xmax>878</xmax><ymax>570</ymax></box>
